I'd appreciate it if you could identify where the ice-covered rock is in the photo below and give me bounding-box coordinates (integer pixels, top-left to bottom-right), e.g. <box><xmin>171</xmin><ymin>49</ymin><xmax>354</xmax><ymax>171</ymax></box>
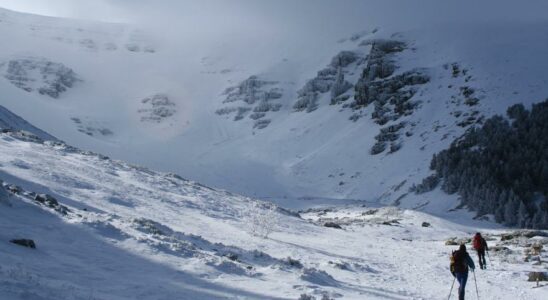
<box><xmin>138</xmin><ymin>93</ymin><xmax>177</xmax><ymax>123</ymax></box>
<box><xmin>358</xmin><ymin>39</ymin><xmax>406</xmax><ymax>81</ymax></box>
<box><xmin>294</xmin><ymin>51</ymin><xmax>360</xmax><ymax>112</ymax></box>
<box><xmin>355</xmin><ymin>70</ymin><xmax>429</xmax><ymax>125</ymax></box>
<box><xmin>0</xmin><ymin>57</ymin><xmax>80</xmax><ymax>98</ymax></box>
<box><xmin>330</xmin><ymin>51</ymin><xmax>359</xmax><ymax>68</ymax></box>
<box><xmin>71</xmin><ymin>117</ymin><xmax>114</xmax><ymax>137</ymax></box>
<box><xmin>217</xmin><ymin>75</ymin><xmax>283</xmax><ymax>128</ymax></box>
<box><xmin>223</xmin><ymin>76</ymin><xmax>281</xmax><ymax>105</ymax></box>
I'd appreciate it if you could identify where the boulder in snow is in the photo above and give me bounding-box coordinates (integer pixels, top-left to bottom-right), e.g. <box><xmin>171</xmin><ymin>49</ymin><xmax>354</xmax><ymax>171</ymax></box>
<box><xmin>10</xmin><ymin>239</ymin><xmax>36</xmax><ymax>249</ymax></box>
<box><xmin>324</xmin><ymin>222</ymin><xmax>342</xmax><ymax>229</ymax></box>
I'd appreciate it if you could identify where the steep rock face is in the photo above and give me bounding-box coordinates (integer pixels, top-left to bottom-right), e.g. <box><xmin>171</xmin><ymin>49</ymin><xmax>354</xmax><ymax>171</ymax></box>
<box><xmin>291</xmin><ymin>38</ymin><xmax>430</xmax><ymax>155</ymax></box>
<box><xmin>356</xmin><ymin>70</ymin><xmax>429</xmax><ymax>125</ymax></box>
<box><xmin>357</xmin><ymin>39</ymin><xmax>406</xmax><ymax>82</ymax></box>
<box><xmin>0</xmin><ymin>57</ymin><xmax>80</xmax><ymax>98</ymax></box>
<box><xmin>216</xmin><ymin>75</ymin><xmax>283</xmax><ymax>129</ymax></box>
<box><xmin>354</xmin><ymin>39</ymin><xmax>429</xmax><ymax>125</ymax></box>
<box><xmin>138</xmin><ymin>94</ymin><xmax>177</xmax><ymax>123</ymax></box>
<box><xmin>293</xmin><ymin>51</ymin><xmax>362</xmax><ymax>112</ymax></box>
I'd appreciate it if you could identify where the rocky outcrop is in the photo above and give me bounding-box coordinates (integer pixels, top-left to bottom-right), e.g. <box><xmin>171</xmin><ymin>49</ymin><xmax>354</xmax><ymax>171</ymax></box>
<box><xmin>0</xmin><ymin>57</ymin><xmax>80</xmax><ymax>98</ymax></box>
<box><xmin>223</xmin><ymin>76</ymin><xmax>282</xmax><ymax>105</ymax></box>
<box><xmin>294</xmin><ymin>51</ymin><xmax>360</xmax><ymax>112</ymax></box>
<box><xmin>70</xmin><ymin>117</ymin><xmax>113</xmax><ymax>137</ymax></box>
<box><xmin>370</xmin><ymin>122</ymin><xmax>406</xmax><ymax>155</ymax></box>
<box><xmin>358</xmin><ymin>39</ymin><xmax>405</xmax><ymax>82</ymax></box>
<box><xmin>355</xmin><ymin>70</ymin><xmax>429</xmax><ymax>125</ymax></box>
<box><xmin>10</xmin><ymin>239</ymin><xmax>36</xmax><ymax>249</ymax></box>
<box><xmin>352</xmin><ymin>39</ymin><xmax>429</xmax><ymax>126</ymax></box>
<box><xmin>217</xmin><ymin>75</ymin><xmax>283</xmax><ymax>129</ymax></box>
<box><xmin>138</xmin><ymin>94</ymin><xmax>177</xmax><ymax>123</ymax></box>
<box><xmin>1</xmin><ymin>180</ymin><xmax>70</xmax><ymax>215</ymax></box>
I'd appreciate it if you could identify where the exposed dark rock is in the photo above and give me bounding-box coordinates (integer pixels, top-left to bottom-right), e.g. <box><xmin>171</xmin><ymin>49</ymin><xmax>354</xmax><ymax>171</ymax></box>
<box><xmin>1</xmin><ymin>57</ymin><xmax>80</xmax><ymax>98</ymax></box>
<box><xmin>421</xmin><ymin>222</ymin><xmax>431</xmax><ymax>227</ymax></box>
<box><xmin>330</xmin><ymin>51</ymin><xmax>359</xmax><ymax>68</ymax></box>
<box><xmin>294</xmin><ymin>51</ymin><xmax>361</xmax><ymax>113</ymax></box>
<box><xmin>324</xmin><ymin>222</ymin><xmax>342</xmax><ymax>229</ymax></box>
<box><xmin>34</xmin><ymin>193</ymin><xmax>59</xmax><ymax>207</ymax></box>
<box><xmin>32</xmin><ymin>193</ymin><xmax>69</xmax><ymax>215</ymax></box>
<box><xmin>132</xmin><ymin>218</ymin><xmax>167</xmax><ymax>236</ymax></box>
<box><xmin>138</xmin><ymin>93</ymin><xmax>176</xmax><ymax>123</ymax></box>
<box><xmin>285</xmin><ymin>256</ymin><xmax>303</xmax><ymax>269</ymax></box>
<box><xmin>253</xmin><ymin>119</ymin><xmax>271</xmax><ymax>129</ymax></box>
<box><xmin>371</xmin><ymin>122</ymin><xmax>406</xmax><ymax>155</ymax></box>
<box><xmin>225</xmin><ymin>253</ymin><xmax>239</xmax><ymax>261</ymax></box>
<box><xmin>10</xmin><ymin>239</ymin><xmax>36</xmax><ymax>249</ymax></box>
<box><xmin>223</xmin><ymin>76</ymin><xmax>282</xmax><ymax>105</ymax></box>
<box><xmin>293</xmin><ymin>92</ymin><xmax>319</xmax><ymax>112</ymax></box>
<box><xmin>218</xmin><ymin>75</ymin><xmax>283</xmax><ymax>128</ymax></box>
<box><xmin>4</xmin><ymin>184</ymin><xmax>22</xmax><ymax>194</ymax></box>
<box><xmin>358</xmin><ymin>39</ymin><xmax>406</xmax><ymax>82</ymax></box>
<box><xmin>370</xmin><ymin>141</ymin><xmax>387</xmax><ymax>155</ymax></box>
<box><xmin>501</xmin><ymin>234</ymin><xmax>515</xmax><ymax>241</ymax></box>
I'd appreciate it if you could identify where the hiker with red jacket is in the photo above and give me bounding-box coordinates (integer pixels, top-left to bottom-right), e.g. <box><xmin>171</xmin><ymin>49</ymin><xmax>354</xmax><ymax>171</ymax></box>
<box><xmin>450</xmin><ymin>244</ymin><xmax>475</xmax><ymax>300</ymax></box>
<box><xmin>473</xmin><ymin>232</ymin><xmax>489</xmax><ymax>269</ymax></box>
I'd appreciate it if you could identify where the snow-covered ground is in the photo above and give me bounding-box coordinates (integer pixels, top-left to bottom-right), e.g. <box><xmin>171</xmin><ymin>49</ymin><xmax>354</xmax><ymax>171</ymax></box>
<box><xmin>1</xmin><ymin>4</ymin><xmax>548</xmax><ymax>299</ymax></box>
<box><xmin>1</xmin><ymin>131</ymin><xmax>546</xmax><ymax>299</ymax></box>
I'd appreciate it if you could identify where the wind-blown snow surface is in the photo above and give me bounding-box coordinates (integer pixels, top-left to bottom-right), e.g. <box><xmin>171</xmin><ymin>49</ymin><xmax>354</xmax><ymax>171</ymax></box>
<box><xmin>1</xmin><ymin>131</ymin><xmax>546</xmax><ymax>299</ymax></box>
<box><xmin>2</xmin><ymin>6</ymin><xmax>548</xmax><ymax>208</ymax></box>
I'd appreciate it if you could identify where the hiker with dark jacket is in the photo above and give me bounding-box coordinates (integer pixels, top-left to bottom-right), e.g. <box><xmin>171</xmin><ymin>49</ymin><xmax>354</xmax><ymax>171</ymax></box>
<box><xmin>451</xmin><ymin>244</ymin><xmax>475</xmax><ymax>300</ymax></box>
<box><xmin>473</xmin><ymin>232</ymin><xmax>489</xmax><ymax>269</ymax></box>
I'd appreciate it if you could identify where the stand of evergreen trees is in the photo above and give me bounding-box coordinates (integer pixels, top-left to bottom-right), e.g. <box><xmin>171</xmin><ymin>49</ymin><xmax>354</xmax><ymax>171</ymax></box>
<box><xmin>428</xmin><ymin>100</ymin><xmax>548</xmax><ymax>229</ymax></box>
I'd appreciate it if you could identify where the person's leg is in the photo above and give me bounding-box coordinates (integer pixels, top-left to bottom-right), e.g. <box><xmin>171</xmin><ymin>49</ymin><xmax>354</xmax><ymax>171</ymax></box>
<box><xmin>477</xmin><ymin>250</ymin><xmax>484</xmax><ymax>269</ymax></box>
<box><xmin>456</xmin><ymin>272</ymin><xmax>468</xmax><ymax>300</ymax></box>
<box><xmin>480</xmin><ymin>249</ymin><xmax>486</xmax><ymax>269</ymax></box>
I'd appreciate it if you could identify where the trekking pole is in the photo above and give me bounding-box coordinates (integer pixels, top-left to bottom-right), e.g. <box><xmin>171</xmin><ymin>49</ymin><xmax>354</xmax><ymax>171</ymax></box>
<box><xmin>486</xmin><ymin>251</ymin><xmax>492</xmax><ymax>267</ymax></box>
<box><xmin>473</xmin><ymin>269</ymin><xmax>480</xmax><ymax>299</ymax></box>
<box><xmin>448</xmin><ymin>276</ymin><xmax>455</xmax><ymax>300</ymax></box>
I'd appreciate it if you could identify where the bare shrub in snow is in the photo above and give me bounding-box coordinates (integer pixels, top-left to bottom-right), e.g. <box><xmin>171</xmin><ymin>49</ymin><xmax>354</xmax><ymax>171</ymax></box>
<box><xmin>245</xmin><ymin>201</ymin><xmax>279</xmax><ymax>238</ymax></box>
<box><xmin>298</xmin><ymin>294</ymin><xmax>316</xmax><ymax>300</ymax></box>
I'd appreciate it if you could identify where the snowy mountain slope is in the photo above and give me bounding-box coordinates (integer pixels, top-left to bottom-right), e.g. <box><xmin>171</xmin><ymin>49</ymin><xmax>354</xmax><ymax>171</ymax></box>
<box><xmin>1</xmin><ymin>6</ymin><xmax>548</xmax><ymax>214</ymax></box>
<box><xmin>1</xmin><ymin>128</ymin><xmax>547</xmax><ymax>299</ymax></box>
<box><xmin>0</xmin><ymin>105</ymin><xmax>56</xmax><ymax>140</ymax></box>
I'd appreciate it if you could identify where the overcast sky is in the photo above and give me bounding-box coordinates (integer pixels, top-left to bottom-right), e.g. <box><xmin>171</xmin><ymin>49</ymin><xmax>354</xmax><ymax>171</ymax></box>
<box><xmin>2</xmin><ymin>0</ymin><xmax>548</xmax><ymax>26</ymax></box>
<box><xmin>2</xmin><ymin>0</ymin><xmax>548</xmax><ymax>54</ymax></box>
